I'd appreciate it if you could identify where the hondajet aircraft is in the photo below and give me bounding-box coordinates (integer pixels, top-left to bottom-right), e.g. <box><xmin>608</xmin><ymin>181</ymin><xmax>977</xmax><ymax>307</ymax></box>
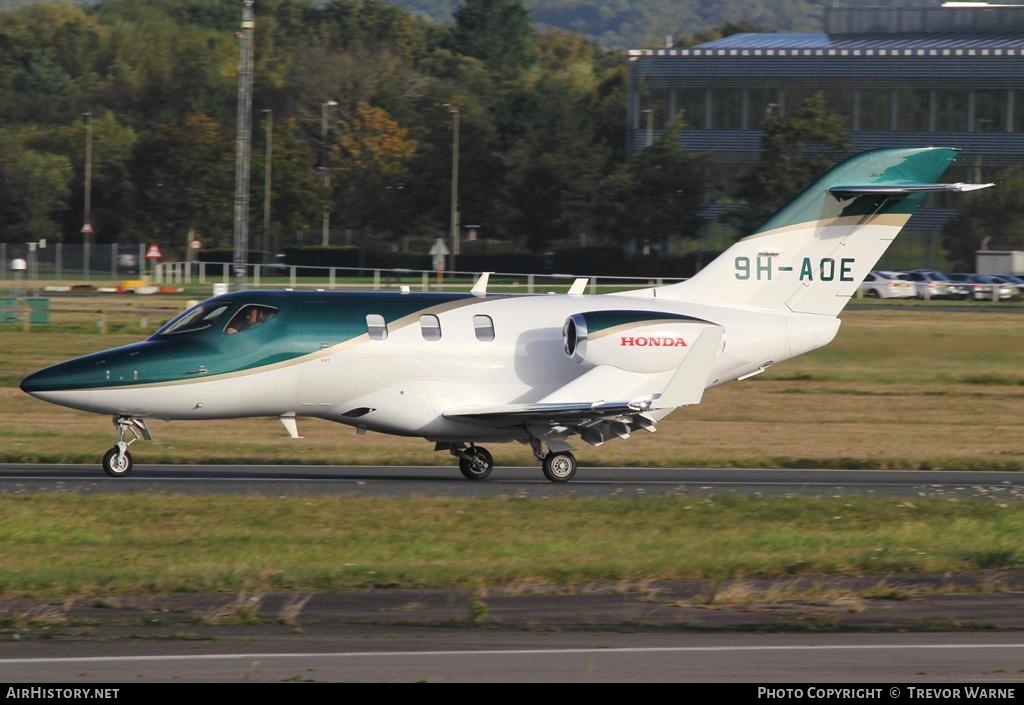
<box><xmin>21</xmin><ymin>147</ymin><xmax>990</xmax><ymax>481</ymax></box>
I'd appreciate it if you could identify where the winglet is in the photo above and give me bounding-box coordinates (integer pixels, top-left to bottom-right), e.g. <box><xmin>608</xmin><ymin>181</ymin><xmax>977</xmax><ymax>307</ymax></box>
<box><xmin>653</xmin><ymin>327</ymin><xmax>723</xmax><ymax>409</ymax></box>
<box><xmin>568</xmin><ymin>278</ymin><xmax>589</xmax><ymax>296</ymax></box>
<box><xmin>471</xmin><ymin>272</ymin><xmax>491</xmax><ymax>297</ymax></box>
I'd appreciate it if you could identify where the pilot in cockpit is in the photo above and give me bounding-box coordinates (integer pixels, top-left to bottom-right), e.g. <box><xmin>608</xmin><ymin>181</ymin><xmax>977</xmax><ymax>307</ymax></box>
<box><xmin>226</xmin><ymin>305</ymin><xmax>266</xmax><ymax>335</ymax></box>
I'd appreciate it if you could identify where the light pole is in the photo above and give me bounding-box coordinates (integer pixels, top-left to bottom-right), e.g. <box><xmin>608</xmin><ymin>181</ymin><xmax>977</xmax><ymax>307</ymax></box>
<box><xmin>321</xmin><ymin>100</ymin><xmax>338</xmax><ymax>247</ymax></box>
<box><xmin>82</xmin><ymin>111</ymin><xmax>93</xmax><ymax>280</ymax></box>
<box><xmin>447</xmin><ymin>104</ymin><xmax>460</xmax><ymax>272</ymax></box>
<box><xmin>261</xmin><ymin>108</ymin><xmax>272</xmax><ymax>262</ymax></box>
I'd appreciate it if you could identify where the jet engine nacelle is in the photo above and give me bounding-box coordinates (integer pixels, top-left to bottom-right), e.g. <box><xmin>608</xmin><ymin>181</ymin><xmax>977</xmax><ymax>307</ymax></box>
<box><xmin>563</xmin><ymin>310</ymin><xmax>716</xmax><ymax>373</ymax></box>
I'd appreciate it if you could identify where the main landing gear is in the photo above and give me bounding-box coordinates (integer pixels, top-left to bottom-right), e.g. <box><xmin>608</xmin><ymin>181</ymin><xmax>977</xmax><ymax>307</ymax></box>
<box><xmin>448</xmin><ymin>444</ymin><xmax>578</xmax><ymax>483</ymax></box>
<box><xmin>541</xmin><ymin>451</ymin><xmax>577</xmax><ymax>483</ymax></box>
<box><xmin>102</xmin><ymin>416</ymin><xmax>151</xmax><ymax>478</ymax></box>
<box><xmin>452</xmin><ymin>445</ymin><xmax>495</xmax><ymax>480</ymax></box>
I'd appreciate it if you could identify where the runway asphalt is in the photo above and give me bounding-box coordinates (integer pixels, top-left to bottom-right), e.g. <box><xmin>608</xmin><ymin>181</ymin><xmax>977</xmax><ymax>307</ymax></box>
<box><xmin>1</xmin><ymin>463</ymin><xmax>1022</xmax><ymax>498</ymax></box>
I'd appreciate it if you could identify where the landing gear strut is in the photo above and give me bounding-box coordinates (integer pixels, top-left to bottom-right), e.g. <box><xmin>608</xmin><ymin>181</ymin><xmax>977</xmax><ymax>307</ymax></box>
<box><xmin>452</xmin><ymin>445</ymin><xmax>495</xmax><ymax>480</ymax></box>
<box><xmin>102</xmin><ymin>416</ymin><xmax>151</xmax><ymax>478</ymax></box>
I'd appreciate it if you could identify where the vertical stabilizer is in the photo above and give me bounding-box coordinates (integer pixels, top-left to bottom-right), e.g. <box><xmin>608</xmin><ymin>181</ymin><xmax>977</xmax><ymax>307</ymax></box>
<box><xmin>642</xmin><ymin>148</ymin><xmax>989</xmax><ymax>315</ymax></box>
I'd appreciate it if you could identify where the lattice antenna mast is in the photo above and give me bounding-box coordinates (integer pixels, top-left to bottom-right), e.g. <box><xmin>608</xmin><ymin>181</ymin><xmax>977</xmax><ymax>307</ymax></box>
<box><xmin>232</xmin><ymin>1</ymin><xmax>255</xmax><ymax>289</ymax></box>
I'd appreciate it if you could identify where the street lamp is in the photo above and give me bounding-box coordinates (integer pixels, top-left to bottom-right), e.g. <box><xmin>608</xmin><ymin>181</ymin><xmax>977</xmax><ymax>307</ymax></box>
<box><xmin>261</xmin><ymin>108</ymin><xmax>272</xmax><ymax>262</ymax></box>
<box><xmin>321</xmin><ymin>100</ymin><xmax>338</xmax><ymax>247</ymax></box>
<box><xmin>82</xmin><ymin>111</ymin><xmax>93</xmax><ymax>280</ymax></box>
<box><xmin>447</xmin><ymin>104</ymin><xmax>460</xmax><ymax>272</ymax></box>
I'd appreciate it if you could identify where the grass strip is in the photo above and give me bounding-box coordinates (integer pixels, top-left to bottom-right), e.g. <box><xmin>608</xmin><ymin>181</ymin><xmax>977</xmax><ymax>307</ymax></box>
<box><xmin>0</xmin><ymin>494</ymin><xmax>1021</xmax><ymax>598</ymax></box>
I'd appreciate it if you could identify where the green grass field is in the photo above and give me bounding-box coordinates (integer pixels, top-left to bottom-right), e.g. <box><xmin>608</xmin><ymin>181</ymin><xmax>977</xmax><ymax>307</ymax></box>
<box><xmin>0</xmin><ymin>493</ymin><xmax>1021</xmax><ymax>598</ymax></box>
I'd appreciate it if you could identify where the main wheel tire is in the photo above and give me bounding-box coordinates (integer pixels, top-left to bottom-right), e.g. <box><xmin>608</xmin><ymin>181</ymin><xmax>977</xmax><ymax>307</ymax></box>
<box><xmin>865</xmin><ymin>289</ymin><xmax>880</xmax><ymax>298</ymax></box>
<box><xmin>102</xmin><ymin>447</ymin><xmax>133</xmax><ymax>478</ymax></box>
<box><xmin>458</xmin><ymin>446</ymin><xmax>494</xmax><ymax>480</ymax></box>
<box><xmin>542</xmin><ymin>451</ymin><xmax>577</xmax><ymax>483</ymax></box>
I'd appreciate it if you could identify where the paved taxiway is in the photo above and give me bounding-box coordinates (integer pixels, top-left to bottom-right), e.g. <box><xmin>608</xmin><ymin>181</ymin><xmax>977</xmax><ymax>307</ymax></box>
<box><xmin>2</xmin><ymin>632</ymin><xmax>1023</xmax><ymax>682</ymax></box>
<box><xmin>1</xmin><ymin>464</ymin><xmax>1022</xmax><ymax>498</ymax></box>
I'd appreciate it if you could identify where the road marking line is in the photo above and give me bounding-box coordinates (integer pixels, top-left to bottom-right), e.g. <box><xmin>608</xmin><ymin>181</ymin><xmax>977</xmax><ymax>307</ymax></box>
<box><xmin>3</xmin><ymin>643</ymin><xmax>1024</xmax><ymax>664</ymax></box>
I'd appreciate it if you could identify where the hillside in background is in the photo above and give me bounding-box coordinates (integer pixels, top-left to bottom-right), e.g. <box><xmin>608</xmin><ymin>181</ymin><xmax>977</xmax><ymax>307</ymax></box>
<box><xmin>387</xmin><ymin>0</ymin><xmax>938</xmax><ymax>47</ymax></box>
<box><xmin>0</xmin><ymin>0</ymin><xmax>941</xmax><ymax>48</ymax></box>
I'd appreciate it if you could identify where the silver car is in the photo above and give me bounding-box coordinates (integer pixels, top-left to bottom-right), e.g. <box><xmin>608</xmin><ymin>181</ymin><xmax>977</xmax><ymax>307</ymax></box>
<box><xmin>859</xmin><ymin>270</ymin><xmax>916</xmax><ymax>298</ymax></box>
<box><xmin>898</xmin><ymin>270</ymin><xmax>971</xmax><ymax>300</ymax></box>
<box><xmin>948</xmin><ymin>273</ymin><xmax>1016</xmax><ymax>301</ymax></box>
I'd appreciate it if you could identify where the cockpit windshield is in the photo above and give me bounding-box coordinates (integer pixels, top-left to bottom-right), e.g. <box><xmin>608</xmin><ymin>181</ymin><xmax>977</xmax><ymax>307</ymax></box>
<box><xmin>154</xmin><ymin>302</ymin><xmax>231</xmax><ymax>336</ymax></box>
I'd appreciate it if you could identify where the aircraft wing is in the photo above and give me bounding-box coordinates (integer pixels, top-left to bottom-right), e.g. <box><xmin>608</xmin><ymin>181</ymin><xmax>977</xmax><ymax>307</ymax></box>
<box><xmin>443</xmin><ymin>327</ymin><xmax>723</xmax><ymax>444</ymax></box>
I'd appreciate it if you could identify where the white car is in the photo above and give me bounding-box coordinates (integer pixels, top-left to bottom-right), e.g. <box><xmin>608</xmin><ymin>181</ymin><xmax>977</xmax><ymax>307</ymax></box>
<box><xmin>859</xmin><ymin>270</ymin><xmax>916</xmax><ymax>298</ymax></box>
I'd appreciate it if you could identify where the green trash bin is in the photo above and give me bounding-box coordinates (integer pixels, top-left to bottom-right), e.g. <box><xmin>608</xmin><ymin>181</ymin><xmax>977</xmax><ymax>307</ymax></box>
<box><xmin>0</xmin><ymin>297</ymin><xmax>16</xmax><ymax>323</ymax></box>
<box><xmin>27</xmin><ymin>297</ymin><xmax>50</xmax><ymax>325</ymax></box>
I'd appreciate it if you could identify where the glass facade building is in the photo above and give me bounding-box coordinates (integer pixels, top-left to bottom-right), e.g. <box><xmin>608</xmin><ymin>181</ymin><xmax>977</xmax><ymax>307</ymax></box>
<box><xmin>628</xmin><ymin>5</ymin><xmax>1024</xmax><ymax>248</ymax></box>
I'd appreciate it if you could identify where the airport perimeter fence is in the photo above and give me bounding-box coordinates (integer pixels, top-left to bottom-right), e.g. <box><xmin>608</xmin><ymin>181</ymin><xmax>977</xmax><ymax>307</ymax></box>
<box><xmin>149</xmin><ymin>260</ymin><xmax>687</xmax><ymax>295</ymax></box>
<box><xmin>0</xmin><ymin>242</ymin><xmax>148</xmax><ymax>282</ymax></box>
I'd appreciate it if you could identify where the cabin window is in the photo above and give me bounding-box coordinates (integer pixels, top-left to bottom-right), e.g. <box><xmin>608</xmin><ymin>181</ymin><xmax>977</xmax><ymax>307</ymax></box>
<box><xmin>224</xmin><ymin>305</ymin><xmax>277</xmax><ymax>335</ymax></box>
<box><xmin>157</xmin><ymin>303</ymin><xmax>230</xmax><ymax>335</ymax></box>
<box><xmin>473</xmin><ymin>314</ymin><xmax>495</xmax><ymax>342</ymax></box>
<box><xmin>366</xmin><ymin>314</ymin><xmax>388</xmax><ymax>340</ymax></box>
<box><xmin>420</xmin><ymin>314</ymin><xmax>441</xmax><ymax>341</ymax></box>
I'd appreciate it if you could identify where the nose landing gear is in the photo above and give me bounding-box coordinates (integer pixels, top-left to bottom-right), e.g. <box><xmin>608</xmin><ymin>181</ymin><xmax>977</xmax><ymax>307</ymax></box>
<box><xmin>102</xmin><ymin>416</ymin><xmax>151</xmax><ymax>478</ymax></box>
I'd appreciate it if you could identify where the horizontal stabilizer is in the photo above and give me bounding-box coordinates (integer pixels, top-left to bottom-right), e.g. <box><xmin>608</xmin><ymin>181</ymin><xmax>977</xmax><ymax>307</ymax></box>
<box><xmin>653</xmin><ymin>327</ymin><xmax>723</xmax><ymax>409</ymax></box>
<box><xmin>828</xmin><ymin>182</ymin><xmax>992</xmax><ymax>199</ymax></box>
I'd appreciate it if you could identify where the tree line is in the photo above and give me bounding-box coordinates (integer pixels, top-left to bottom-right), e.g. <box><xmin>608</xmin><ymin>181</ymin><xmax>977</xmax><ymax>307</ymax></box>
<box><xmin>2</xmin><ymin>0</ymin><xmax>1001</xmax><ymax>270</ymax></box>
<box><xmin>0</xmin><ymin>0</ymin><xmax>717</xmax><ymax>260</ymax></box>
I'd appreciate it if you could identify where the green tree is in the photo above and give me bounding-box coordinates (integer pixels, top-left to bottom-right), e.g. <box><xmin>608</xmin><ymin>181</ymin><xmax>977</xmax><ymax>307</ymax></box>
<box><xmin>0</xmin><ymin>128</ymin><xmax>73</xmax><ymax>242</ymax></box>
<box><xmin>330</xmin><ymin>101</ymin><xmax>418</xmax><ymax>239</ymax></box>
<box><xmin>731</xmin><ymin>92</ymin><xmax>850</xmax><ymax>235</ymax></box>
<box><xmin>450</xmin><ymin>0</ymin><xmax>536</xmax><ymax>76</ymax></box>
<box><xmin>131</xmin><ymin>114</ymin><xmax>233</xmax><ymax>250</ymax></box>
<box><xmin>941</xmin><ymin>165</ymin><xmax>1024</xmax><ymax>270</ymax></box>
<box><xmin>623</xmin><ymin>119</ymin><xmax>707</xmax><ymax>252</ymax></box>
<box><xmin>591</xmin><ymin>119</ymin><xmax>706</xmax><ymax>251</ymax></box>
<box><xmin>44</xmin><ymin>112</ymin><xmax>138</xmax><ymax>244</ymax></box>
<box><xmin>251</xmin><ymin>116</ymin><xmax>320</xmax><ymax>251</ymax></box>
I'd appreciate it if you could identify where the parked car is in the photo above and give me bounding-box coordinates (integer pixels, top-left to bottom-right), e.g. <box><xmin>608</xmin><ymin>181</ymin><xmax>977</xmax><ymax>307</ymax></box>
<box><xmin>990</xmin><ymin>274</ymin><xmax>1024</xmax><ymax>298</ymax></box>
<box><xmin>897</xmin><ymin>270</ymin><xmax>971</xmax><ymax>299</ymax></box>
<box><xmin>859</xmin><ymin>270</ymin><xmax>917</xmax><ymax>298</ymax></box>
<box><xmin>948</xmin><ymin>273</ymin><xmax>1015</xmax><ymax>301</ymax></box>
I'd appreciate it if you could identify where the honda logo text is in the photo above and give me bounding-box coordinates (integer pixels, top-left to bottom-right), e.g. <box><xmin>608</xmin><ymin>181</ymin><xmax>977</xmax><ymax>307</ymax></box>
<box><xmin>620</xmin><ymin>336</ymin><xmax>688</xmax><ymax>347</ymax></box>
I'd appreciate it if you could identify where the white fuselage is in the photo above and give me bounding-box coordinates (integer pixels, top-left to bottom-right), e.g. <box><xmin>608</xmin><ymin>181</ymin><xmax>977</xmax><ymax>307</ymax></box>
<box><xmin>30</xmin><ymin>291</ymin><xmax>840</xmax><ymax>443</ymax></box>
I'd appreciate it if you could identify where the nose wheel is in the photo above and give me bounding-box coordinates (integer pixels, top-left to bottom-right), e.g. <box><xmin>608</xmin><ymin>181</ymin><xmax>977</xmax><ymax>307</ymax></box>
<box><xmin>102</xmin><ymin>416</ymin><xmax>151</xmax><ymax>478</ymax></box>
<box><xmin>102</xmin><ymin>447</ymin><xmax>133</xmax><ymax>478</ymax></box>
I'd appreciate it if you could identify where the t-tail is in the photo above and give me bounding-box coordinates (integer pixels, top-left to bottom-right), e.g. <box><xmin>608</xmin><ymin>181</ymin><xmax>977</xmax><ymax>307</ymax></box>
<box><xmin>647</xmin><ymin>147</ymin><xmax>992</xmax><ymax>315</ymax></box>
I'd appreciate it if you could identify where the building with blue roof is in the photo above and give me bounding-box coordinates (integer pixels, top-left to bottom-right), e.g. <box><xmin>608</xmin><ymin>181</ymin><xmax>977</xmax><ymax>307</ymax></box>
<box><xmin>628</xmin><ymin>3</ymin><xmax>1024</xmax><ymax>263</ymax></box>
